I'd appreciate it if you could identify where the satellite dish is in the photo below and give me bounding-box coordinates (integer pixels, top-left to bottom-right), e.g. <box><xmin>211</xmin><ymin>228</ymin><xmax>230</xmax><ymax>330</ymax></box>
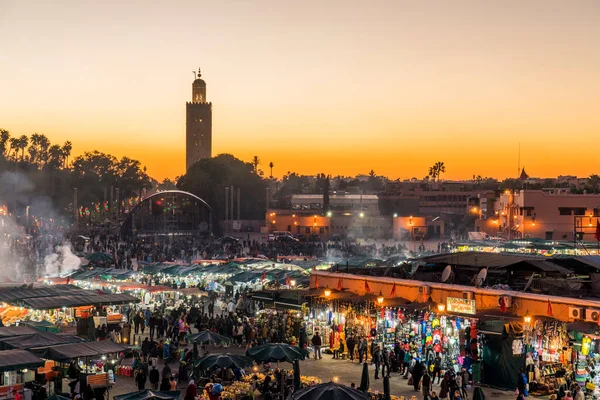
<box><xmin>523</xmin><ymin>273</ymin><xmax>535</xmax><ymax>292</ymax></box>
<box><xmin>410</xmin><ymin>263</ymin><xmax>420</xmax><ymax>276</ymax></box>
<box><xmin>476</xmin><ymin>268</ymin><xmax>488</xmax><ymax>287</ymax></box>
<box><xmin>441</xmin><ymin>265</ymin><xmax>453</xmax><ymax>283</ymax></box>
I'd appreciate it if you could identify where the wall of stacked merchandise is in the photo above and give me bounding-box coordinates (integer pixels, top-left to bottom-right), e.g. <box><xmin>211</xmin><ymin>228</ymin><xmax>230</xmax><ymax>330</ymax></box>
<box><xmin>376</xmin><ymin>307</ymin><xmax>479</xmax><ymax>373</ymax></box>
<box><xmin>524</xmin><ymin>320</ymin><xmax>571</xmax><ymax>396</ymax></box>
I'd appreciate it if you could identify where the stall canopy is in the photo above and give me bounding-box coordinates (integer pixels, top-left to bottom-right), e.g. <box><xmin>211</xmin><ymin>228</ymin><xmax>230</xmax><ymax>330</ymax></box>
<box><xmin>114</xmin><ymin>390</ymin><xmax>181</xmax><ymax>400</ymax></box>
<box><xmin>30</xmin><ymin>340</ymin><xmax>126</xmax><ymax>362</ymax></box>
<box><xmin>0</xmin><ymin>332</ymin><xmax>84</xmax><ymax>350</ymax></box>
<box><xmin>0</xmin><ymin>349</ymin><xmax>45</xmax><ymax>372</ymax></box>
<box><xmin>20</xmin><ymin>293</ymin><xmax>138</xmax><ymax>310</ymax></box>
<box><xmin>0</xmin><ymin>285</ymin><xmax>87</xmax><ymax>302</ymax></box>
<box><xmin>0</xmin><ymin>326</ymin><xmax>39</xmax><ymax>338</ymax></box>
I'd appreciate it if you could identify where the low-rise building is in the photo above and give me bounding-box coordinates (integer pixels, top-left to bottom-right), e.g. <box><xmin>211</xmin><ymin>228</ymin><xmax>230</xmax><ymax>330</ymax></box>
<box><xmin>476</xmin><ymin>189</ymin><xmax>600</xmax><ymax>241</ymax></box>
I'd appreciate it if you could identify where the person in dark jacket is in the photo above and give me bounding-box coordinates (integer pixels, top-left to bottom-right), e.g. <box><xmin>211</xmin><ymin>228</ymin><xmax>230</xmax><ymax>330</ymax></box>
<box><xmin>159</xmin><ymin>377</ymin><xmax>171</xmax><ymax>392</ymax></box>
<box><xmin>372</xmin><ymin>345</ymin><xmax>382</xmax><ymax>379</ymax></box>
<box><xmin>422</xmin><ymin>370</ymin><xmax>432</xmax><ymax>400</ymax></box>
<box><xmin>347</xmin><ymin>336</ymin><xmax>356</xmax><ymax>361</ymax></box>
<box><xmin>412</xmin><ymin>362</ymin><xmax>425</xmax><ymax>392</ymax></box>
<box><xmin>135</xmin><ymin>368</ymin><xmax>147</xmax><ymax>390</ymax></box>
<box><xmin>382</xmin><ymin>347</ymin><xmax>391</xmax><ymax>377</ymax></box>
<box><xmin>311</xmin><ymin>332</ymin><xmax>322</xmax><ymax>360</ymax></box>
<box><xmin>358</xmin><ymin>338</ymin><xmax>367</xmax><ymax>363</ymax></box>
<box><xmin>149</xmin><ymin>366</ymin><xmax>160</xmax><ymax>390</ymax></box>
<box><xmin>162</xmin><ymin>363</ymin><xmax>172</xmax><ymax>381</ymax></box>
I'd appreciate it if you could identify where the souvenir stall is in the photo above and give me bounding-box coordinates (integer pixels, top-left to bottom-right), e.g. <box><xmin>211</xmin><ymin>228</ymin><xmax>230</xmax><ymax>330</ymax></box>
<box><xmin>254</xmin><ymin>309</ymin><xmax>302</xmax><ymax>344</ymax></box>
<box><xmin>376</xmin><ymin>299</ymin><xmax>478</xmax><ymax>374</ymax></box>
<box><xmin>308</xmin><ymin>293</ymin><xmax>376</xmax><ymax>349</ymax></box>
<box><xmin>0</xmin><ymin>350</ymin><xmax>44</xmax><ymax>398</ymax></box>
<box><xmin>567</xmin><ymin>326</ymin><xmax>600</xmax><ymax>396</ymax></box>
<box><xmin>523</xmin><ymin>320</ymin><xmax>571</xmax><ymax>396</ymax></box>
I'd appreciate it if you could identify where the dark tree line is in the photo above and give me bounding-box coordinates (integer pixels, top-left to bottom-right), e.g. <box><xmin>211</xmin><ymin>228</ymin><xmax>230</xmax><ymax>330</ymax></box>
<box><xmin>0</xmin><ymin>129</ymin><xmax>152</xmax><ymax>219</ymax></box>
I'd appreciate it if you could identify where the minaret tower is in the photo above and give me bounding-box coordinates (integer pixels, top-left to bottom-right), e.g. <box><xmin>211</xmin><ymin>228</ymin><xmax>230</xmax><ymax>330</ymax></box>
<box><xmin>186</xmin><ymin>67</ymin><xmax>213</xmax><ymax>170</ymax></box>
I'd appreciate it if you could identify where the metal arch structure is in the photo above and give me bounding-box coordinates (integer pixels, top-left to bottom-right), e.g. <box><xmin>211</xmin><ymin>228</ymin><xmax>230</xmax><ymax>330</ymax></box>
<box><xmin>120</xmin><ymin>190</ymin><xmax>216</xmax><ymax>238</ymax></box>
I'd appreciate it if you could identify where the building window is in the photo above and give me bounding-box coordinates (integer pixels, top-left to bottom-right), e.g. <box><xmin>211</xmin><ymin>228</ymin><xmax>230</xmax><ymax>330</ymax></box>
<box><xmin>287</xmin><ymin>225</ymin><xmax>291</xmax><ymax>232</ymax></box>
<box><xmin>559</xmin><ymin>208</ymin><xmax>572</xmax><ymax>216</ymax></box>
<box><xmin>305</xmin><ymin>227</ymin><xmax>310</xmax><ymax>234</ymax></box>
<box><xmin>319</xmin><ymin>227</ymin><xmax>325</xmax><ymax>234</ymax></box>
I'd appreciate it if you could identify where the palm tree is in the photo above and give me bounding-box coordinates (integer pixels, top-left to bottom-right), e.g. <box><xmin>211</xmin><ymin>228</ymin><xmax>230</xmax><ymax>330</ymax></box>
<box><xmin>62</xmin><ymin>141</ymin><xmax>72</xmax><ymax>169</ymax></box>
<box><xmin>8</xmin><ymin>137</ymin><xmax>18</xmax><ymax>161</ymax></box>
<box><xmin>251</xmin><ymin>156</ymin><xmax>260</xmax><ymax>174</ymax></box>
<box><xmin>48</xmin><ymin>144</ymin><xmax>63</xmax><ymax>169</ymax></box>
<box><xmin>0</xmin><ymin>129</ymin><xmax>9</xmax><ymax>158</ymax></box>
<box><xmin>17</xmin><ymin>135</ymin><xmax>28</xmax><ymax>161</ymax></box>
<box><xmin>428</xmin><ymin>161</ymin><xmax>446</xmax><ymax>182</ymax></box>
<box><xmin>269</xmin><ymin>161</ymin><xmax>274</xmax><ymax>178</ymax></box>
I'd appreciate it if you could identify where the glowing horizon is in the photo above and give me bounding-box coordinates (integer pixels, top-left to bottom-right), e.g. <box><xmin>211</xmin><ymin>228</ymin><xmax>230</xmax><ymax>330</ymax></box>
<box><xmin>1</xmin><ymin>0</ymin><xmax>598</xmax><ymax>181</ymax></box>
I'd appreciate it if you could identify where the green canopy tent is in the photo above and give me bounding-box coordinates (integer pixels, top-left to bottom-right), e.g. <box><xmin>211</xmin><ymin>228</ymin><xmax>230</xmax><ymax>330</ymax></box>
<box><xmin>85</xmin><ymin>252</ymin><xmax>115</xmax><ymax>266</ymax></box>
<box><xmin>292</xmin><ymin>382</ymin><xmax>368</xmax><ymax>400</ymax></box>
<box><xmin>246</xmin><ymin>343</ymin><xmax>307</xmax><ymax>363</ymax></box>
<box><xmin>113</xmin><ymin>390</ymin><xmax>181</xmax><ymax>400</ymax></box>
<box><xmin>194</xmin><ymin>354</ymin><xmax>253</xmax><ymax>370</ymax></box>
<box><xmin>186</xmin><ymin>330</ymin><xmax>232</xmax><ymax>345</ymax></box>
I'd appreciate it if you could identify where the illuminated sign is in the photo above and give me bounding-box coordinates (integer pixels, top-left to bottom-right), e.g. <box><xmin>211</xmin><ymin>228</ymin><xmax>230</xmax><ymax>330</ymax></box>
<box><xmin>446</xmin><ymin>297</ymin><xmax>476</xmax><ymax>315</ymax></box>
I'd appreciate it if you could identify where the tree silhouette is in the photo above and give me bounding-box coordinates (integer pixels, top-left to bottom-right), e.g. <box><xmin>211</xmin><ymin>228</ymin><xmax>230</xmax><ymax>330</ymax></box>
<box><xmin>62</xmin><ymin>141</ymin><xmax>72</xmax><ymax>169</ymax></box>
<box><xmin>251</xmin><ymin>156</ymin><xmax>260</xmax><ymax>174</ymax></box>
<box><xmin>428</xmin><ymin>161</ymin><xmax>446</xmax><ymax>182</ymax></box>
<box><xmin>269</xmin><ymin>161</ymin><xmax>274</xmax><ymax>178</ymax></box>
<box><xmin>17</xmin><ymin>135</ymin><xmax>29</xmax><ymax>161</ymax></box>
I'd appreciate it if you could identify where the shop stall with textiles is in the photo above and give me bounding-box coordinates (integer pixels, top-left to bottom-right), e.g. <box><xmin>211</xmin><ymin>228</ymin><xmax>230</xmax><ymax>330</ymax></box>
<box><xmin>254</xmin><ymin>309</ymin><xmax>302</xmax><ymax>344</ymax></box>
<box><xmin>523</xmin><ymin>320</ymin><xmax>571</xmax><ymax>396</ymax></box>
<box><xmin>377</xmin><ymin>305</ymin><xmax>478</xmax><ymax>374</ymax></box>
<box><xmin>308</xmin><ymin>294</ymin><xmax>377</xmax><ymax>350</ymax></box>
<box><xmin>568</xmin><ymin>325</ymin><xmax>600</xmax><ymax>397</ymax></box>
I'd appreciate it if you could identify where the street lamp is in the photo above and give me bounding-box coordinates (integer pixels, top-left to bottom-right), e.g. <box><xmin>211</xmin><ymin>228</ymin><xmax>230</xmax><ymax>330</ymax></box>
<box><xmin>437</xmin><ymin>303</ymin><xmax>446</xmax><ymax>313</ymax></box>
<box><xmin>524</xmin><ymin>310</ymin><xmax>531</xmax><ymax>324</ymax></box>
<box><xmin>377</xmin><ymin>291</ymin><xmax>384</xmax><ymax>305</ymax></box>
<box><xmin>359</xmin><ymin>212</ymin><xmax>365</xmax><ymax>218</ymax></box>
<box><xmin>324</xmin><ymin>288</ymin><xmax>331</xmax><ymax>298</ymax></box>
<box><xmin>393</xmin><ymin>213</ymin><xmax>398</xmax><ymax>218</ymax></box>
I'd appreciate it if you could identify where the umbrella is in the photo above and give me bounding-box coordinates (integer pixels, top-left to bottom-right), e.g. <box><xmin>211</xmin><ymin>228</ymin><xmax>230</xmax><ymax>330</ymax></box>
<box><xmin>358</xmin><ymin>363</ymin><xmax>369</xmax><ymax>393</ymax></box>
<box><xmin>383</xmin><ymin>376</ymin><xmax>391</xmax><ymax>400</ymax></box>
<box><xmin>113</xmin><ymin>390</ymin><xmax>181</xmax><ymax>400</ymax></box>
<box><xmin>186</xmin><ymin>330</ymin><xmax>232</xmax><ymax>345</ymax></box>
<box><xmin>292</xmin><ymin>382</ymin><xmax>368</xmax><ymax>400</ymax></box>
<box><xmin>246</xmin><ymin>343</ymin><xmax>308</xmax><ymax>363</ymax></box>
<box><xmin>473</xmin><ymin>387</ymin><xmax>486</xmax><ymax>400</ymax></box>
<box><xmin>293</xmin><ymin>359</ymin><xmax>301</xmax><ymax>391</ymax></box>
<box><xmin>194</xmin><ymin>355</ymin><xmax>253</xmax><ymax>370</ymax></box>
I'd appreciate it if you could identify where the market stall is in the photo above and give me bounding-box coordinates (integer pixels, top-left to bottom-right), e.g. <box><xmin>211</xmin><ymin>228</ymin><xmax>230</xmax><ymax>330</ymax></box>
<box><xmin>0</xmin><ymin>349</ymin><xmax>45</xmax><ymax>398</ymax></box>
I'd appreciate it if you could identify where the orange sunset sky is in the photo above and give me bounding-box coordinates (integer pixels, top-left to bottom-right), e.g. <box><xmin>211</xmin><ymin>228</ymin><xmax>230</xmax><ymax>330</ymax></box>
<box><xmin>1</xmin><ymin>0</ymin><xmax>599</xmax><ymax>181</ymax></box>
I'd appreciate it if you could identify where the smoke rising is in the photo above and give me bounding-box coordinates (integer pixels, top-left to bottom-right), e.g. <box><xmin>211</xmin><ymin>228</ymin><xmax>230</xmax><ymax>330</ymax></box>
<box><xmin>0</xmin><ymin>170</ymin><xmax>81</xmax><ymax>281</ymax></box>
<box><xmin>43</xmin><ymin>244</ymin><xmax>81</xmax><ymax>277</ymax></box>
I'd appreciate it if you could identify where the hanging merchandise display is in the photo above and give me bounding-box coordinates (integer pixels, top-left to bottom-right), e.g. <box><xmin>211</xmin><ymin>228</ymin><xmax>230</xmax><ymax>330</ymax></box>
<box><xmin>523</xmin><ymin>320</ymin><xmax>571</xmax><ymax>396</ymax></box>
